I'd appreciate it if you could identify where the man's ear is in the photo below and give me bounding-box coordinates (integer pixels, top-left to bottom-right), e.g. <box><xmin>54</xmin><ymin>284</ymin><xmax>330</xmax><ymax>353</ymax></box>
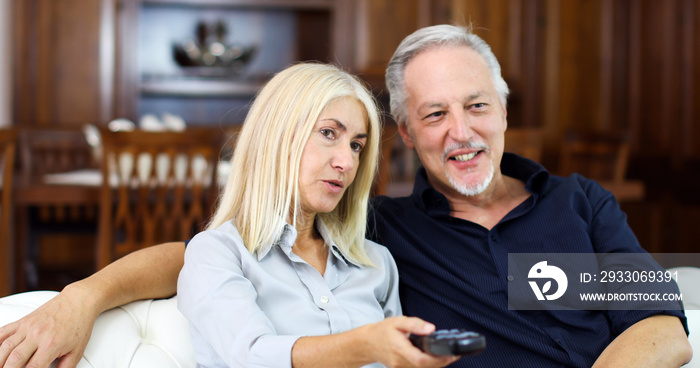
<box><xmin>398</xmin><ymin>123</ymin><xmax>415</xmax><ymax>150</ymax></box>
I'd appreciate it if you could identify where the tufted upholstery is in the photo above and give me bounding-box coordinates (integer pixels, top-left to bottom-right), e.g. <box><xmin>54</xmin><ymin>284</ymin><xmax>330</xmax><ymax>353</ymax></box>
<box><xmin>670</xmin><ymin>266</ymin><xmax>700</xmax><ymax>367</ymax></box>
<box><xmin>0</xmin><ymin>267</ymin><xmax>699</xmax><ymax>367</ymax></box>
<box><xmin>0</xmin><ymin>291</ymin><xmax>194</xmax><ymax>368</ymax></box>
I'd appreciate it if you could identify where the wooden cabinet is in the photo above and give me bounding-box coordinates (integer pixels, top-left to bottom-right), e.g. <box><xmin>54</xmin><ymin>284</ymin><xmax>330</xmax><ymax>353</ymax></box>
<box><xmin>116</xmin><ymin>0</ymin><xmax>343</xmax><ymax>125</ymax></box>
<box><xmin>13</xmin><ymin>0</ymin><xmax>356</xmax><ymax>127</ymax></box>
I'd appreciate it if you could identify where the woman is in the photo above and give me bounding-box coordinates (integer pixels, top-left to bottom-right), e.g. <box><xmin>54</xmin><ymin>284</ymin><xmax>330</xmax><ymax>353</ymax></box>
<box><xmin>177</xmin><ymin>63</ymin><xmax>458</xmax><ymax>368</ymax></box>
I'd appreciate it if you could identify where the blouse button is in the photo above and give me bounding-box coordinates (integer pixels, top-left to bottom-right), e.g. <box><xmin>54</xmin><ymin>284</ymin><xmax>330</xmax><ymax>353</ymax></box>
<box><xmin>320</xmin><ymin>296</ymin><xmax>329</xmax><ymax>304</ymax></box>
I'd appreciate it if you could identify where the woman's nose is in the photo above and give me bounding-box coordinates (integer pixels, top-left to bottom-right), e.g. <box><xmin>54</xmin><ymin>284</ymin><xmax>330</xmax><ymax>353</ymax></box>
<box><xmin>331</xmin><ymin>146</ymin><xmax>355</xmax><ymax>172</ymax></box>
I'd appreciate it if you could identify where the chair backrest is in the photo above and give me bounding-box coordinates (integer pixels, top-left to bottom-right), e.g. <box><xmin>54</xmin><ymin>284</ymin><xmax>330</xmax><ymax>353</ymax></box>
<box><xmin>16</xmin><ymin>127</ymin><xmax>99</xmax><ymax>225</ymax></box>
<box><xmin>19</xmin><ymin>127</ymin><xmax>96</xmax><ymax>183</ymax></box>
<box><xmin>504</xmin><ymin>127</ymin><xmax>544</xmax><ymax>163</ymax></box>
<box><xmin>96</xmin><ymin>127</ymin><xmax>230</xmax><ymax>269</ymax></box>
<box><xmin>0</xmin><ymin>128</ymin><xmax>18</xmax><ymax>296</ymax></box>
<box><xmin>558</xmin><ymin>129</ymin><xmax>630</xmax><ymax>183</ymax></box>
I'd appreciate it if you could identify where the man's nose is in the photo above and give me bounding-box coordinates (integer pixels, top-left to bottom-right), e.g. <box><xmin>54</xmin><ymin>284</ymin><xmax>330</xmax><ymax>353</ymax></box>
<box><xmin>448</xmin><ymin>108</ymin><xmax>474</xmax><ymax>142</ymax></box>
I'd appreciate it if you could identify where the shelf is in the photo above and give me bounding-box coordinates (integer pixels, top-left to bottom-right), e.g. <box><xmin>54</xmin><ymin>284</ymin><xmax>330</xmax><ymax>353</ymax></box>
<box><xmin>130</xmin><ymin>0</ymin><xmax>336</xmax><ymax>124</ymax></box>
<box><xmin>141</xmin><ymin>0</ymin><xmax>334</xmax><ymax>10</ymax></box>
<box><xmin>140</xmin><ymin>78</ymin><xmax>266</xmax><ymax>97</ymax></box>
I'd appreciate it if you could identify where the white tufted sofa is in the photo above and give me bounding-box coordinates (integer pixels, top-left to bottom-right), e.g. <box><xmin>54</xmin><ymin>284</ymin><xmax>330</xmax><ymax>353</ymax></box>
<box><xmin>0</xmin><ymin>292</ymin><xmax>194</xmax><ymax>367</ymax></box>
<box><xmin>1</xmin><ymin>267</ymin><xmax>699</xmax><ymax>368</ymax></box>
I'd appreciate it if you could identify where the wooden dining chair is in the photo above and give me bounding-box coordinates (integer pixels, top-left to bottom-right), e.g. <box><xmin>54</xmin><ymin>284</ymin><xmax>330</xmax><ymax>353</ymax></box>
<box><xmin>558</xmin><ymin>129</ymin><xmax>644</xmax><ymax>201</ymax></box>
<box><xmin>13</xmin><ymin>127</ymin><xmax>100</xmax><ymax>291</ymax></box>
<box><xmin>0</xmin><ymin>128</ymin><xmax>18</xmax><ymax>296</ymax></box>
<box><xmin>19</xmin><ymin>127</ymin><xmax>96</xmax><ymax>182</ymax></box>
<box><xmin>18</xmin><ymin>127</ymin><xmax>99</xmax><ymax>220</ymax></box>
<box><xmin>96</xmin><ymin>127</ymin><xmax>230</xmax><ymax>269</ymax></box>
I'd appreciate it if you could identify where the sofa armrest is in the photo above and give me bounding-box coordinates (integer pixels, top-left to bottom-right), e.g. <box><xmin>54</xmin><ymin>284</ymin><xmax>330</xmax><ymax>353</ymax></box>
<box><xmin>669</xmin><ymin>267</ymin><xmax>700</xmax><ymax>368</ymax></box>
<box><xmin>0</xmin><ymin>291</ymin><xmax>194</xmax><ymax>368</ymax></box>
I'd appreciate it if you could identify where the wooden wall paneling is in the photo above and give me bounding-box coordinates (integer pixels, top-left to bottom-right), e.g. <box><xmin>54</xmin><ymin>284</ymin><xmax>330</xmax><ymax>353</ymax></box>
<box><xmin>36</xmin><ymin>1</ymin><xmax>52</xmax><ymax>124</ymax></box>
<box><xmin>353</xmin><ymin>0</ymin><xmax>420</xmax><ymax>75</ymax></box>
<box><xmin>608</xmin><ymin>0</ymin><xmax>632</xmax><ymax>136</ymax></box>
<box><xmin>636</xmin><ymin>0</ymin><xmax>682</xmax><ymax>158</ymax></box>
<box><xmin>599</xmin><ymin>0</ymin><xmax>614</xmax><ymax>131</ymax></box>
<box><xmin>681</xmin><ymin>0</ymin><xmax>698</xmax><ymax>158</ymax></box>
<box><xmin>557</xmin><ymin>0</ymin><xmax>604</xmax><ymax>134</ymax></box>
<box><xmin>41</xmin><ymin>0</ymin><xmax>102</xmax><ymax>125</ymax></box>
<box><xmin>100</xmin><ymin>0</ymin><xmax>116</xmax><ymax>124</ymax></box>
<box><xmin>626</xmin><ymin>0</ymin><xmax>642</xmax><ymax>155</ymax></box>
<box><xmin>426</xmin><ymin>0</ymin><xmax>454</xmax><ymax>24</ymax></box>
<box><xmin>541</xmin><ymin>0</ymin><xmax>560</xmax><ymax>161</ymax></box>
<box><xmin>661</xmin><ymin>0</ymin><xmax>684</xmax><ymax>164</ymax></box>
<box><xmin>693</xmin><ymin>0</ymin><xmax>700</xmax><ymax>159</ymax></box>
<box><xmin>506</xmin><ymin>0</ymin><xmax>523</xmax><ymax>90</ymax></box>
<box><xmin>11</xmin><ymin>1</ymin><xmax>24</xmax><ymax>124</ymax></box>
<box><xmin>416</xmin><ymin>0</ymin><xmax>435</xmax><ymax>27</ymax></box>
<box><xmin>13</xmin><ymin>0</ymin><xmax>110</xmax><ymax>127</ymax></box>
<box><xmin>115</xmin><ymin>0</ymin><xmax>140</xmax><ymax>121</ymax></box>
<box><xmin>297</xmin><ymin>10</ymin><xmax>333</xmax><ymax>63</ymax></box>
<box><xmin>694</xmin><ymin>0</ymin><xmax>700</xmax><ymax>160</ymax></box>
<box><xmin>13</xmin><ymin>0</ymin><xmax>39</xmax><ymax>124</ymax></box>
<box><xmin>333</xmin><ymin>0</ymin><xmax>359</xmax><ymax>71</ymax></box>
<box><xmin>521</xmin><ymin>0</ymin><xmax>546</xmax><ymax>131</ymax></box>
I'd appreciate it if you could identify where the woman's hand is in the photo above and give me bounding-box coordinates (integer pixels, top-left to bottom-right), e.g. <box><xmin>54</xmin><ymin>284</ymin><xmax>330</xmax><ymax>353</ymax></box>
<box><xmin>0</xmin><ymin>285</ymin><xmax>99</xmax><ymax>368</ymax></box>
<box><xmin>362</xmin><ymin>316</ymin><xmax>460</xmax><ymax>368</ymax></box>
<box><xmin>292</xmin><ymin>316</ymin><xmax>460</xmax><ymax>368</ymax></box>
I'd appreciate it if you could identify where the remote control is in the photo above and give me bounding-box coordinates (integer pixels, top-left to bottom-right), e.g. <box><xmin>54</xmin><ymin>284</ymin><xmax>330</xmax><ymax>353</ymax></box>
<box><xmin>409</xmin><ymin>329</ymin><xmax>486</xmax><ymax>356</ymax></box>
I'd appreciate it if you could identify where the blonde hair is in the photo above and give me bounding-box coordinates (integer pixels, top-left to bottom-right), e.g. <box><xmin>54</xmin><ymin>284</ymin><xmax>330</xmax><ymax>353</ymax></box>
<box><xmin>208</xmin><ymin>63</ymin><xmax>381</xmax><ymax>266</ymax></box>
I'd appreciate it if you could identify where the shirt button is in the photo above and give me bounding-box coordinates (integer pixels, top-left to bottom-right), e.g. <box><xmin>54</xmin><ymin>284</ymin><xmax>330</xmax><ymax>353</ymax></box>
<box><xmin>320</xmin><ymin>296</ymin><xmax>329</xmax><ymax>304</ymax></box>
<box><xmin>490</xmin><ymin>234</ymin><xmax>497</xmax><ymax>241</ymax></box>
<box><xmin>507</xmin><ymin>275</ymin><xmax>514</xmax><ymax>282</ymax></box>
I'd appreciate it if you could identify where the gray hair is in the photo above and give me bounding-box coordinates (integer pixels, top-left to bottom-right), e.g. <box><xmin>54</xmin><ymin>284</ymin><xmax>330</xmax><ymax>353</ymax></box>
<box><xmin>385</xmin><ymin>24</ymin><xmax>510</xmax><ymax>126</ymax></box>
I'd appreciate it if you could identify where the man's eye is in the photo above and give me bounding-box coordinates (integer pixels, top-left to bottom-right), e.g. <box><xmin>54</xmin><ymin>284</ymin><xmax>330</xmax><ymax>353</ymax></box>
<box><xmin>470</xmin><ymin>103</ymin><xmax>487</xmax><ymax>110</ymax></box>
<box><xmin>424</xmin><ymin>111</ymin><xmax>445</xmax><ymax>120</ymax></box>
<box><xmin>351</xmin><ymin>141</ymin><xmax>364</xmax><ymax>152</ymax></box>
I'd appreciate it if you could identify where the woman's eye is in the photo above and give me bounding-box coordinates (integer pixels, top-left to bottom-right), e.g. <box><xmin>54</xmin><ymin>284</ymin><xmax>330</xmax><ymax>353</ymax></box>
<box><xmin>320</xmin><ymin>128</ymin><xmax>335</xmax><ymax>139</ymax></box>
<box><xmin>351</xmin><ymin>141</ymin><xmax>364</xmax><ymax>152</ymax></box>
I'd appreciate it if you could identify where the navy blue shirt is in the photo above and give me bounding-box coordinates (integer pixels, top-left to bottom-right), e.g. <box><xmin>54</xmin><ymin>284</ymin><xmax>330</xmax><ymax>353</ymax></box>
<box><xmin>368</xmin><ymin>153</ymin><xmax>687</xmax><ymax>368</ymax></box>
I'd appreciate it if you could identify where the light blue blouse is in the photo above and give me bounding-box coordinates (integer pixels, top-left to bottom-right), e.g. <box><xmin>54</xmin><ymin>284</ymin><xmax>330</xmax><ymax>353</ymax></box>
<box><xmin>177</xmin><ymin>220</ymin><xmax>402</xmax><ymax>368</ymax></box>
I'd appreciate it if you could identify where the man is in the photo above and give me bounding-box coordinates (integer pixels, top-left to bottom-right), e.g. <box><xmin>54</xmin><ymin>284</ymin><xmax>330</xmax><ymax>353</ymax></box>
<box><xmin>0</xmin><ymin>25</ymin><xmax>692</xmax><ymax>368</ymax></box>
<box><xmin>369</xmin><ymin>24</ymin><xmax>691</xmax><ymax>367</ymax></box>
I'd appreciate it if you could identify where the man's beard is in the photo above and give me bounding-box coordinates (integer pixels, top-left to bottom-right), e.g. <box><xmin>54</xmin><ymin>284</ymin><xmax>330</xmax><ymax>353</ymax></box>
<box><xmin>445</xmin><ymin>158</ymin><xmax>495</xmax><ymax>196</ymax></box>
<box><xmin>444</xmin><ymin>142</ymin><xmax>495</xmax><ymax>197</ymax></box>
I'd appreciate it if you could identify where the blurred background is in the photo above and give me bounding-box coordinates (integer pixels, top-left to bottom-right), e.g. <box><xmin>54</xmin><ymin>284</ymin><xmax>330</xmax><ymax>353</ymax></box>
<box><xmin>1</xmin><ymin>0</ymin><xmax>699</xmax><ymax>295</ymax></box>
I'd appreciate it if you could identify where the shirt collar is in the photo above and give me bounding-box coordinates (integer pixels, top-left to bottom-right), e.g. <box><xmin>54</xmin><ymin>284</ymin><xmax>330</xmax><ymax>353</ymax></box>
<box><xmin>255</xmin><ymin>218</ymin><xmax>361</xmax><ymax>267</ymax></box>
<box><xmin>411</xmin><ymin>152</ymin><xmax>551</xmax><ymax>211</ymax></box>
